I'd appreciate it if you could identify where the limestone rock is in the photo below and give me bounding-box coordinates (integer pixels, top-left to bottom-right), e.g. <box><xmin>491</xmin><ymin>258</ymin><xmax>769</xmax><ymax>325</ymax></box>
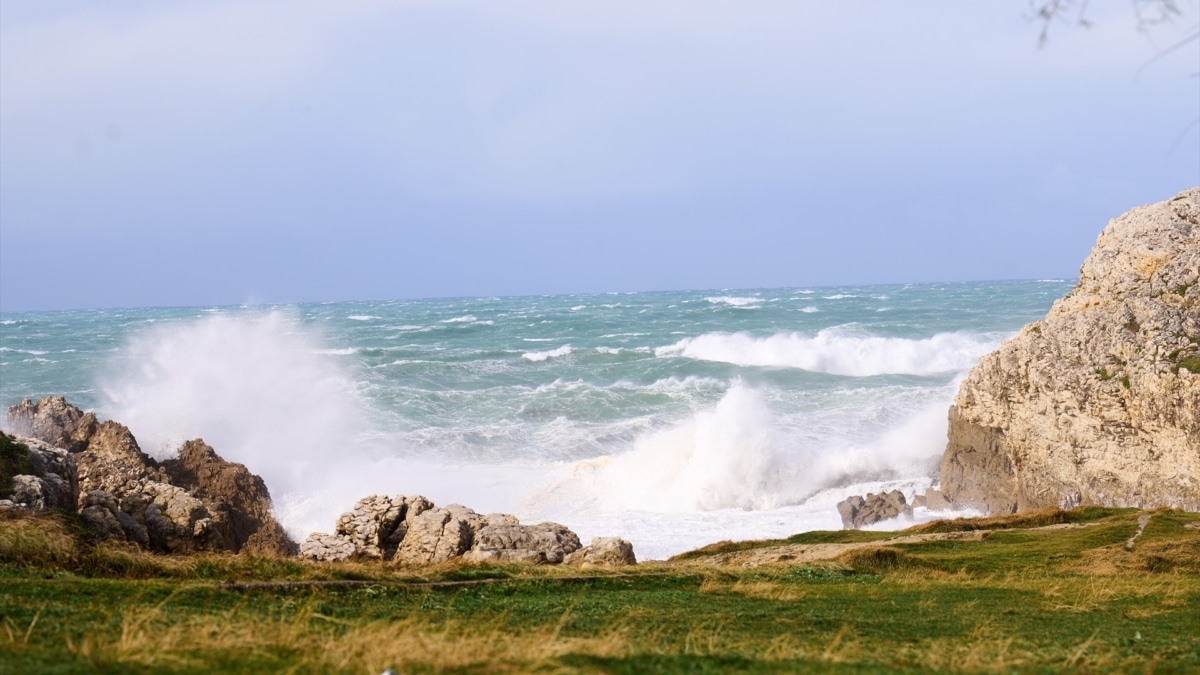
<box><xmin>299</xmin><ymin>532</ymin><xmax>356</xmax><ymax>562</ymax></box>
<box><xmin>75</xmin><ymin>421</ymin><xmax>168</xmax><ymax>500</ymax></box>
<box><xmin>836</xmin><ymin>490</ymin><xmax>912</xmax><ymax>529</ymax></box>
<box><xmin>0</xmin><ymin>433</ymin><xmax>79</xmax><ymax>511</ymax></box>
<box><xmin>302</xmin><ymin>494</ymin><xmax>590</xmax><ymax>566</ymax></box>
<box><xmin>162</xmin><ymin>439</ymin><xmax>297</xmax><ymax>555</ymax></box>
<box><xmin>563</xmin><ymin>537</ymin><xmax>637</xmax><ymax>567</ymax></box>
<box><xmin>79</xmin><ymin>490</ymin><xmax>149</xmax><ymax>547</ymax></box>
<box><xmin>6</xmin><ymin>396</ymin><xmax>97</xmax><ymax>453</ymax></box>
<box><xmin>940</xmin><ymin>188</ymin><xmax>1200</xmax><ymax>514</ymax></box>
<box><xmin>393</xmin><ymin>503</ymin><xmax>484</xmax><ymax>565</ymax></box>
<box><xmin>469</xmin><ymin>520</ymin><xmax>582</xmax><ymax>564</ymax></box>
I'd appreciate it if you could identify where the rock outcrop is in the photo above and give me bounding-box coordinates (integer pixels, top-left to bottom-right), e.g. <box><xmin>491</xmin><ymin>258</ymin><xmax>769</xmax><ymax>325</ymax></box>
<box><xmin>563</xmin><ymin>537</ymin><xmax>638</xmax><ymax>567</ymax></box>
<box><xmin>0</xmin><ymin>433</ymin><xmax>78</xmax><ymax>511</ymax></box>
<box><xmin>836</xmin><ymin>490</ymin><xmax>913</xmax><ymax>529</ymax></box>
<box><xmin>162</xmin><ymin>439</ymin><xmax>296</xmax><ymax>555</ymax></box>
<box><xmin>7</xmin><ymin>396</ymin><xmax>97</xmax><ymax>454</ymax></box>
<box><xmin>4</xmin><ymin>397</ymin><xmax>297</xmax><ymax>555</ymax></box>
<box><xmin>939</xmin><ymin>188</ymin><xmax>1200</xmax><ymax>514</ymax></box>
<box><xmin>300</xmin><ymin>494</ymin><xmax>632</xmax><ymax>566</ymax></box>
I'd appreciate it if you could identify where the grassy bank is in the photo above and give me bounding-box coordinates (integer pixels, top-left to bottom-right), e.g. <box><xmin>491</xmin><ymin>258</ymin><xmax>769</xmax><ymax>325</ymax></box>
<box><xmin>2</xmin><ymin>507</ymin><xmax>1198</xmax><ymax>673</ymax></box>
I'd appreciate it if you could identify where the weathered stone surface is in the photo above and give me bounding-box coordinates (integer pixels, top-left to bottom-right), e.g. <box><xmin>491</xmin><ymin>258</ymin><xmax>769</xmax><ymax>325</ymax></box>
<box><xmin>563</xmin><ymin>537</ymin><xmax>637</xmax><ymax>567</ymax></box>
<box><xmin>6</xmin><ymin>396</ymin><xmax>97</xmax><ymax>453</ymax></box>
<box><xmin>79</xmin><ymin>490</ymin><xmax>149</xmax><ymax>547</ymax></box>
<box><xmin>299</xmin><ymin>532</ymin><xmax>356</xmax><ymax>562</ymax></box>
<box><xmin>302</xmin><ymin>494</ymin><xmax>597</xmax><ymax>566</ymax></box>
<box><xmin>75</xmin><ymin>421</ymin><xmax>168</xmax><ymax>501</ymax></box>
<box><xmin>940</xmin><ymin>188</ymin><xmax>1200</xmax><ymax>514</ymax></box>
<box><xmin>162</xmin><ymin>439</ymin><xmax>297</xmax><ymax>555</ymax></box>
<box><xmin>923</xmin><ymin>487</ymin><xmax>953</xmax><ymax>511</ymax></box>
<box><xmin>394</xmin><ymin>503</ymin><xmax>484</xmax><ymax>565</ymax></box>
<box><xmin>0</xmin><ymin>434</ymin><xmax>79</xmax><ymax>511</ymax></box>
<box><xmin>469</xmin><ymin>520</ymin><xmax>582</xmax><ymax>564</ymax></box>
<box><xmin>836</xmin><ymin>490</ymin><xmax>912</xmax><ymax>529</ymax></box>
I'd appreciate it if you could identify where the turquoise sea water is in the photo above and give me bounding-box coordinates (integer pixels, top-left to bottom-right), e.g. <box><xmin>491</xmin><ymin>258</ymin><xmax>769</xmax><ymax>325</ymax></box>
<box><xmin>0</xmin><ymin>280</ymin><xmax>1071</xmax><ymax>558</ymax></box>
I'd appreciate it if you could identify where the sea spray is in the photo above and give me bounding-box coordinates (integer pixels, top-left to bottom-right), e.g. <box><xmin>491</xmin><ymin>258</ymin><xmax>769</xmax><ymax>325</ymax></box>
<box><xmin>0</xmin><ymin>281</ymin><xmax>1072</xmax><ymax>557</ymax></box>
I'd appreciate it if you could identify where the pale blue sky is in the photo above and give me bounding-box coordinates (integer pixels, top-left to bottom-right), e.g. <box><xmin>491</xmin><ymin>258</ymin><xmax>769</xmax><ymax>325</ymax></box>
<box><xmin>1</xmin><ymin>1</ymin><xmax>1197</xmax><ymax>311</ymax></box>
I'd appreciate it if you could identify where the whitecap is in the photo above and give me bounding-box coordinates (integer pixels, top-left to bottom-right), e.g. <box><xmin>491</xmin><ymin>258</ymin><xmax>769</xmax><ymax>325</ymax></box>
<box><xmin>348</xmin><ymin>315</ymin><xmax>381</xmax><ymax>321</ymax></box>
<box><xmin>655</xmin><ymin>328</ymin><xmax>1004</xmax><ymax>376</ymax></box>
<box><xmin>704</xmin><ymin>296</ymin><xmax>761</xmax><ymax>307</ymax></box>
<box><xmin>822</xmin><ymin>294</ymin><xmax>857</xmax><ymax>300</ymax></box>
<box><xmin>442</xmin><ymin>315</ymin><xmax>477</xmax><ymax>323</ymax></box>
<box><xmin>800</xmin><ymin>306</ymin><xmax>820</xmax><ymax>313</ymax></box>
<box><xmin>522</xmin><ymin>345</ymin><xmax>572</xmax><ymax>362</ymax></box>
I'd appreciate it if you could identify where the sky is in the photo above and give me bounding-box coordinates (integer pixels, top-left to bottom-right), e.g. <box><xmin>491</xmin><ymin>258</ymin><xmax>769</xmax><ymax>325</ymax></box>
<box><xmin>1</xmin><ymin>1</ymin><xmax>1198</xmax><ymax>312</ymax></box>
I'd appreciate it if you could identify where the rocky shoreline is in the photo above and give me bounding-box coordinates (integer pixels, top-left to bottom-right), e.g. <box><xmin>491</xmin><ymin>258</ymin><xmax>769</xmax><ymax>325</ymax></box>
<box><xmin>2</xmin><ymin>396</ymin><xmax>636</xmax><ymax>567</ymax></box>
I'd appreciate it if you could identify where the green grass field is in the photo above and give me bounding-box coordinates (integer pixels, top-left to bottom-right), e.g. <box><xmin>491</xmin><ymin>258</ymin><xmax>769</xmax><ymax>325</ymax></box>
<box><xmin>2</xmin><ymin>507</ymin><xmax>1198</xmax><ymax>673</ymax></box>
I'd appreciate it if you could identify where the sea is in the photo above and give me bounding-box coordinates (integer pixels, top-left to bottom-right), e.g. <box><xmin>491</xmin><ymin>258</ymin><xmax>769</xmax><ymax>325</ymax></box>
<box><xmin>0</xmin><ymin>280</ymin><xmax>1072</xmax><ymax>560</ymax></box>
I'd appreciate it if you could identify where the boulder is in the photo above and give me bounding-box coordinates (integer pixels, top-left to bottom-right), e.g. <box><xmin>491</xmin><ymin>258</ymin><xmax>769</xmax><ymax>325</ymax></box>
<box><xmin>299</xmin><ymin>533</ymin><xmax>356</xmax><ymax>562</ymax></box>
<box><xmin>469</xmin><ymin>520</ymin><xmax>582</xmax><ymax>564</ymax></box>
<box><xmin>301</xmin><ymin>494</ymin><xmax>597</xmax><ymax>567</ymax></box>
<box><xmin>837</xmin><ymin>490</ymin><xmax>912</xmax><ymax>529</ymax></box>
<box><xmin>940</xmin><ymin>188</ymin><xmax>1200</xmax><ymax>514</ymax></box>
<box><xmin>6</xmin><ymin>396</ymin><xmax>97</xmax><ymax>453</ymax></box>
<box><xmin>563</xmin><ymin>537</ymin><xmax>637</xmax><ymax>567</ymax></box>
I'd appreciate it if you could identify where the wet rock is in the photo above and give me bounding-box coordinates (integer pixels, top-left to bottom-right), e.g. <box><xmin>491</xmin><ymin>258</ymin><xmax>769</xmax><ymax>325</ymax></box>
<box><xmin>837</xmin><ymin>490</ymin><xmax>912</xmax><ymax>529</ymax></box>
<box><xmin>75</xmin><ymin>421</ymin><xmax>168</xmax><ymax>500</ymax></box>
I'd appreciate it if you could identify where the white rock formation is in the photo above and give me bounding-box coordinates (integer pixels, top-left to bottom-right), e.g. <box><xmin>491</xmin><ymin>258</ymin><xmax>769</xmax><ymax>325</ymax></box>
<box><xmin>939</xmin><ymin>188</ymin><xmax>1200</xmax><ymax>514</ymax></box>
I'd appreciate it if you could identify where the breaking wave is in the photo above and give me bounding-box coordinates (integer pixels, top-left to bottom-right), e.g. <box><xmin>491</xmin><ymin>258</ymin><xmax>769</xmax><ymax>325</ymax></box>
<box><xmin>655</xmin><ymin>329</ymin><xmax>1003</xmax><ymax>376</ymax></box>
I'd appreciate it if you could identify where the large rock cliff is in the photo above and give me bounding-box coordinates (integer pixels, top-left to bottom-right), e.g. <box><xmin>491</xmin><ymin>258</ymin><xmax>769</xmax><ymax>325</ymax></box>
<box><xmin>939</xmin><ymin>188</ymin><xmax>1200</xmax><ymax>514</ymax></box>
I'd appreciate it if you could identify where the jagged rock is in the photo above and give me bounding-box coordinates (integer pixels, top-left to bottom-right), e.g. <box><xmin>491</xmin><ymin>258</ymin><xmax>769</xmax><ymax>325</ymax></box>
<box><xmin>302</xmin><ymin>494</ymin><xmax>593</xmax><ymax>566</ymax></box>
<box><xmin>0</xmin><ymin>434</ymin><xmax>79</xmax><ymax>511</ymax></box>
<box><xmin>563</xmin><ymin>537</ymin><xmax>637</xmax><ymax>567</ymax></box>
<box><xmin>75</xmin><ymin>421</ymin><xmax>168</xmax><ymax>501</ymax></box>
<box><xmin>394</xmin><ymin>504</ymin><xmax>484</xmax><ymax>565</ymax></box>
<box><xmin>162</xmin><ymin>439</ymin><xmax>297</xmax><ymax>555</ymax></box>
<box><xmin>940</xmin><ymin>188</ymin><xmax>1200</xmax><ymax>514</ymax></box>
<box><xmin>79</xmin><ymin>490</ymin><xmax>149</xmax><ymax>547</ymax></box>
<box><xmin>469</xmin><ymin>520</ymin><xmax>582</xmax><ymax>564</ymax></box>
<box><xmin>837</xmin><ymin>490</ymin><xmax>912</xmax><ymax>529</ymax></box>
<box><xmin>6</xmin><ymin>396</ymin><xmax>97</xmax><ymax>453</ymax></box>
<box><xmin>923</xmin><ymin>487</ymin><xmax>953</xmax><ymax>511</ymax></box>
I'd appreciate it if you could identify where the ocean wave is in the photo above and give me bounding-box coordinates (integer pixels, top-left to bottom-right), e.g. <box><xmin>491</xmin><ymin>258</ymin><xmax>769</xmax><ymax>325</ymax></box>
<box><xmin>441</xmin><ymin>315</ymin><xmax>477</xmax><ymax>323</ymax></box>
<box><xmin>570</xmin><ymin>305</ymin><xmax>586</xmax><ymax>311</ymax></box>
<box><xmin>655</xmin><ymin>329</ymin><xmax>1002</xmax><ymax>376</ymax></box>
<box><xmin>522</xmin><ymin>345</ymin><xmax>572</xmax><ymax>362</ymax></box>
<box><xmin>705</xmin><ymin>296</ymin><xmax>761</xmax><ymax>307</ymax></box>
<box><xmin>800</xmin><ymin>306</ymin><xmax>820</xmax><ymax>313</ymax></box>
<box><xmin>822</xmin><ymin>294</ymin><xmax>857</xmax><ymax>300</ymax></box>
<box><xmin>542</xmin><ymin>383</ymin><xmax>949</xmax><ymax>514</ymax></box>
<box><xmin>0</xmin><ymin>347</ymin><xmax>48</xmax><ymax>355</ymax></box>
<box><xmin>347</xmin><ymin>315</ymin><xmax>380</xmax><ymax>321</ymax></box>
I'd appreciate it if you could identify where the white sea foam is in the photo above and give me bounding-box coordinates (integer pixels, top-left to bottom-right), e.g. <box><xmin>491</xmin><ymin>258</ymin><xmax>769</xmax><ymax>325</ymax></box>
<box><xmin>800</xmin><ymin>306</ymin><xmax>820</xmax><ymax>313</ymax></box>
<box><xmin>0</xmin><ymin>347</ymin><xmax>48</xmax><ymax>355</ymax></box>
<box><xmin>522</xmin><ymin>345</ymin><xmax>572</xmax><ymax>362</ymax></box>
<box><xmin>315</xmin><ymin>348</ymin><xmax>357</xmax><ymax>356</ymax></box>
<box><xmin>442</xmin><ymin>315</ymin><xmax>477</xmax><ymax>323</ymax></box>
<box><xmin>347</xmin><ymin>315</ymin><xmax>380</xmax><ymax>321</ymax></box>
<box><xmin>655</xmin><ymin>329</ymin><xmax>1002</xmax><ymax>376</ymax></box>
<box><xmin>705</xmin><ymin>296</ymin><xmax>761</xmax><ymax>307</ymax></box>
<box><xmin>570</xmin><ymin>305</ymin><xmax>586</xmax><ymax>311</ymax></box>
<box><xmin>822</xmin><ymin>294</ymin><xmax>857</xmax><ymax>300</ymax></box>
<box><xmin>534</xmin><ymin>382</ymin><xmax>951</xmax><ymax>543</ymax></box>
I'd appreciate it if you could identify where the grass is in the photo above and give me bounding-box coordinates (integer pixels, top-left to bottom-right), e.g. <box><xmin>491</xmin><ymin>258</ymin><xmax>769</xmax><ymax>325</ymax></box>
<box><xmin>2</xmin><ymin>508</ymin><xmax>1199</xmax><ymax>673</ymax></box>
